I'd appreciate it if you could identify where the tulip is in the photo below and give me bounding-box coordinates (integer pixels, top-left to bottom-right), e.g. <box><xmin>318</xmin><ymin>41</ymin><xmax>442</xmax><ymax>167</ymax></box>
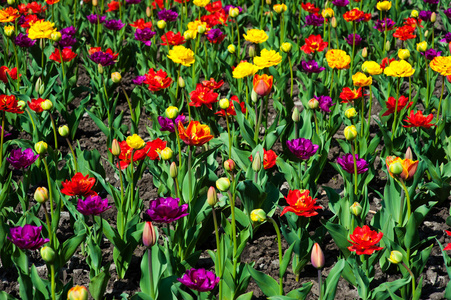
<box><xmin>143</xmin><ymin>222</ymin><xmax>157</xmax><ymax>248</ymax></box>
<box><xmin>431</xmin><ymin>12</ymin><xmax>436</xmax><ymax>22</ymax></box>
<box><xmin>170</xmin><ymin>161</ymin><xmax>178</xmax><ymax>178</ymax></box>
<box><xmin>41</xmin><ymin>99</ymin><xmax>53</xmax><ymax>111</ymax></box>
<box><xmin>126</xmin><ymin>134</ymin><xmax>146</xmax><ymax>150</ymax></box>
<box><xmin>40</xmin><ymin>246</ymin><xmax>56</xmax><ymax>263</ymax></box>
<box><xmin>219</xmin><ymin>98</ymin><xmax>230</xmax><ymax>109</ymax></box>
<box><xmin>416</xmin><ymin>41</ymin><xmax>427</xmax><ymax>52</ymax></box>
<box><xmin>224</xmin><ymin>159</ymin><xmax>236</xmax><ymax>172</ymax></box>
<box><xmin>229</xmin><ymin>7</ymin><xmax>239</xmax><ymax>17</ymax></box>
<box><xmin>34</xmin><ymin>187</ymin><xmax>49</xmax><ymax>204</ymax></box>
<box><xmin>160</xmin><ymin>147</ymin><xmax>173</xmax><ymax>160</ymax></box>
<box><xmin>252</xmin><ymin>152</ymin><xmax>262</xmax><ymax>172</ymax></box>
<box><xmin>252</xmin><ymin>74</ymin><xmax>273</xmax><ymax>97</ymax></box>
<box><xmin>4</xmin><ymin>25</ymin><xmax>14</xmax><ymax>37</ymax></box>
<box><xmin>248</xmin><ymin>45</ymin><xmax>256</xmax><ymax>58</ymax></box>
<box><xmin>216</xmin><ymin>177</ymin><xmax>230</xmax><ymax>192</ymax></box>
<box><xmin>51</xmin><ymin>31</ymin><xmax>61</xmax><ymax>42</ymax></box>
<box><xmin>398</xmin><ymin>49</ymin><xmax>410</xmax><ymax>60</ymax></box>
<box><xmin>67</xmin><ymin>286</ymin><xmax>89</xmax><ymax>300</ymax></box>
<box><xmin>250</xmin><ymin>209</ymin><xmax>267</xmax><ymax>223</ymax></box>
<box><xmin>178</xmin><ymin>76</ymin><xmax>185</xmax><ymax>88</ymax></box>
<box><xmin>350</xmin><ymin>202</ymin><xmax>362</xmax><ymax>216</ymax></box>
<box><xmin>388</xmin><ymin>250</ymin><xmax>403</xmax><ymax>264</ymax></box>
<box><xmin>389</xmin><ymin>161</ymin><xmax>403</xmax><ymax>175</ymax></box>
<box><xmin>344</xmin><ymin>125</ymin><xmax>357</xmax><ymax>141</ymax></box>
<box><xmin>308</xmin><ymin>98</ymin><xmax>319</xmax><ymax>110</ymax></box>
<box><xmin>111</xmin><ymin>72</ymin><xmax>121</xmax><ymax>83</ymax></box>
<box><xmin>166</xmin><ymin>106</ymin><xmax>179</xmax><ymax>120</ymax></box>
<box><xmin>280</xmin><ymin>42</ymin><xmax>292</xmax><ymax>53</ymax></box>
<box><xmin>206</xmin><ymin>186</ymin><xmax>217</xmax><ymax>206</ymax></box>
<box><xmin>157</xmin><ymin>20</ymin><xmax>166</xmax><ymax>29</ymax></box>
<box><xmin>58</xmin><ymin>125</ymin><xmax>69</xmax><ymax>137</ymax></box>
<box><xmin>35</xmin><ymin>141</ymin><xmax>48</xmax><ymax>155</ymax></box>
<box><xmin>292</xmin><ymin>107</ymin><xmax>300</xmax><ymax>122</ymax></box>
<box><xmin>227</xmin><ymin>44</ymin><xmax>236</xmax><ymax>53</ymax></box>
<box><xmin>345</xmin><ymin>107</ymin><xmax>357</xmax><ymax>119</ymax></box>
<box><xmin>311</xmin><ymin>243</ymin><xmax>325</xmax><ymax>269</ymax></box>
<box><xmin>362</xmin><ymin>47</ymin><xmax>368</xmax><ymax>58</ymax></box>
<box><xmin>111</xmin><ymin>139</ymin><xmax>121</xmax><ymax>156</ymax></box>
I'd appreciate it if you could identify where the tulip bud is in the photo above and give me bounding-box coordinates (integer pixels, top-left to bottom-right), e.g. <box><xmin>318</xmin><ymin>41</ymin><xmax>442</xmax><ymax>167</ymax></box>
<box><xmin>389</xmin><ymin>161</ymin><xmax>403</xmax><ymax>175</ymax></box>
<box><xmin>51</xmin><ymin>31</ymin><xmax>61</xmax><ymax>42</ymax></box>
<box><xmin>111</xmin><ymin>139</ymin><xmax>121</xmax><ymax>156</ymax></box>
<box><xmin>388</xmin><ymin>250</ymin><xmax>403</xmax><ymax>264</ymax></box>
<box><xmin>252</xmin><ymin>152</ymin><xmax>262</xmax><ymax>172</ymax></box>
<box><xmin>344</xmin><ymin>125</ymin><xmax>357</xmax><ymax>141</ymax></box>
<box><xmin>250</xmin><ymin>209</ymin><xmax>267</xmax><ymax>223</ymax></box>
<box><xmin>280</xmin><ymin>42</ymin><xmax>292</xmax><ymax>53</ymax></box>
<box><xmin>157</xmin><ymin>20</ymin><xmax>167</xmax><ymax>29</ymax></box>
<box><xmin>98</xmin><ymin>63</ymin><xmax>104</xmax><ymax>74</ymax></box>
<box><xmin>251</xmin><ymin>90</ymin><xmax>258</xmax><ymax>103</ymax></box>
<box><xmin>411</xmin><ymin>10</ymin><xmax>418</xmax><ymax>18</ymax></box>
<box><xmin>248</xmin><ymin>46</ymin><xmax>256</xmax><ymax>58</ymax></box>
<box><xmin>416</xmin><ymin>41</ymin><xmax>427</xmax><ymax>52</ymax></box>
<box><xmin>216</xmin><ymin>177</ymin><xmax>231</xmax><ymax>192</ymax></box>
<box><xmin>227</xmin><ymin>44</ymin><xmax>236</xmax><ymax>54</ymax></box>
<box><xmin>67</xmin><ymin>286</ymin><xmax>89</xmax><ymax>300</ymax></box>
<box><xmin>34</xmin><ymin>187</ymin><xmax>49</xmax><ymax>204</ymax></box>
<box><xmin>224</xmin><ymin>159</ymin><xmax>236</xmax><ymax>172</ymax></box>
<box><xmin>308</xmin><ymin>98</ymin><xmax>319</xmax><ymax>110</ymax></box>
<box><xmin>111</xmin><ymin>72</ymin><xmax>121</xmax><ymax>83</ymax></box>
<box><xmin>311</xmin><ymin>243</ymin><xmax>325</xmax><ymax>269</ymax></box>
<box><xmin>166</xmin><ymin>106</ymin><xmax>179</xmax><ymax>120</ymax></box>
<box><xmin>178</xmin><ymin>76</ymin><xmax>185</xmax><ymax>88</ymax></box>
<box><xmin>39</xmin><ymin>83</ymin><xmax>45</xmax><ymax>95</ymax></box>
<box><xmin>35</xmin><ymin>77</ymin><xmax>42</xmax><ymax>94</ymax></box>
<box><xmin>362</xmin><ymin>47</ymin><xmax>368</xmax><ymax>58</ymax></box>
<box><xmin>197</xmin><ymin>25</ymin><xmax>206</xmax><ymax>34</ymax></box>
<box><xmin>143</xmin><ymin>221</ymin><xmax>157</xmax><ymax>247</ymax></box>
<box><xmin>385</xmin><ymin>41</ymin><xmax>391</xmax><ymax>52</ymax></box>
<box><xmin>7</xmin><ymin>0</ymin><xmax>14</xmax><ymax>5</ymax></box>
<box><xmin>424</xmin><ymin>30</ymin><xmax>429</xmax><ymax>38</ymax></box>
<box><xmin>160</xmin><ymin>147</ymin><xmax>173</xmax><ymax>160</ymax></box>
<box><xmin>40</xmin><ymin>246</ymin><xmax>55</xmax><ymax>263</ymax></box>
<box><xmin>292</xmin><ymin>107</ymin><xmax>300</xmax><ymax>122</ymax></box>
<box><xmin>219</xmin><ymin>98</ymin><xmax>230</xmax><ymax>109</ymax></box>
<box><xmin>35</xmin><ymin>141</ymin><xmax>48</xmax><ymax>155</ymax></box>
<box><xmin>266</xmin><ymin>0</ymin><xmax>271</xmax><ymax>4</ymax></box>
<box><xmin>58</xmin><ymin>125</ymin><xmax>69</xmax><ymax>137</ymax></box>
<box><xmin>431</xmin><ymin>12</ymin><xmax>436</xmax><ymax>23</ymax></box>
<box><xmin>229</xmin><ymin>7</ymin><xmax>239</xmax><ymax>18</ymax></box>
<box><xmin>345</xmin><ymin>107</ymin><xmax>357</xmax><ymax>119</ymax></box>
<box><xmin>207</xmin><ymin>186</ymin><xmax>217</xmax><ymax>206</ymax></box>
<box><xmin>92</xmin><ymin>0</ymin><xmax>98</xmax><ymax>6</ymax></box>
<box><xmin>4</xmin><ymin>25</ymin><xmax>14</xmax><ymax>37</ymax></box>
<box><xmin>17</xmin><ymin>101</ymin><xmax>26</xmax><ymax>111</ymax></box>
<box><xmin>350</xmin><ymin>202</ymin><xmax>362</xmax><ymax>216</ymax></box>
<box><xmin>170</xmin><ymin>161</ymin><xmax>178</xmax><ymax>178</ymax></box>
<box><xmin>273</xmin><ymin>4</ymin><xmax>286</xmax><ymax>14</ymax></box>
<box><xmin>331</xmin><ymin>17</ymin><xmax>337</xmax><ymax>28</ymax></box>
<box><xmin>41</xmin><ymin>99</ymin><xmax>53</xmax><ymax>111</ymax></box>
<box><xmin>183</xmin><ymin>30</ymin><xmax>194</xmax><ymax>40</ymax></box>
<box><xmin>397</xmin><ymin>49</ymin><xmax>410</xmax><ymax>60</ymax></box>
<box><xmin>405</xmin><ymin>147</ymin><xmax>413</xmax><ymax>160</ymax></box>
<box><xmin>146</xmin><ymin>6</ymin><xmax>152</xmax><ymax>17</ymax></box>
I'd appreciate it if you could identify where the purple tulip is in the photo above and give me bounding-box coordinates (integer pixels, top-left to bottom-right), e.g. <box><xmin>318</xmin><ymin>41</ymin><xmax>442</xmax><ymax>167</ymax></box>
<box><xmin>373</xmin><ymin>18</ymin><xmax>395</xmax><ymax>32</ymax></box>
<box><xmin>14</xmin><ymin>33</ymin><xmax>36</xmax><ymax>47</ymax></box>
<box><xmin>7</xmin><ymin>148</ymin><xmax>38</xmax><ymax>169</ymax></box>
<box><xmin>301</xmin><ymin>60</ymin><xmax>325</xmax><ymax>73</ymax></box>
<box><xmin>89</xmin><ymin>51</ymin><xmax>116</xmax><ymax>66</ymax></box>
<box><xmin>158</xmin><ymin>9</ymin><xmax>178</xmax><ymax>22</ymax></box>
<box><xmin>345</xmin><ymin>34</ymin><xmax>362</xmax><ymax>46</ymax></box>
<box><xmin>332</xmin><ymin>0</ymin><xmax>349</xmax><ymax>7</ymax></box>
<box><xmin>423</xmin><ymin>0</ymin><xmax>438</xmax><ymax>4</ymax></box>
<box><xmin>133</xmin><ymin>75</ymin><xmax>147</xmax><ymax>85</ymax></box>
<box><xmin>158</xmin><ymin>115</ymin><xmax>187</xmax><ymax>133</ymax></box>
<box><xmin>77</xmin><ymin>195</ymin><xmax>111</xmax><ymax>216</ymax></box>
<box><xmin>104</xmin><ymin>19</ymin><xmax>125</xmax><ymax>31</ymax></box>
<box><xmin>146</xmin><ymin>197</ymin><xmax>188</xmax><ymax>223</ymax></box>
<box><xmin>305</xmin><ymin>14</ymin><xmax>324</xmax><ymax>27</ymax></box>
<box><xmin>444</xmin><ymin>8</ymin><xmax>451</xmax><ymax>18</ymax></box>
<box><xmin>60</xmin><ymin>26</ymin><xmax>77</xmax><ymax>36</ymax></box>
<box><xmin>337</xmin><ymin>154</ymin><xmax>368</xmax><ymax>174</ymax></box>
<box><xmin>286</xmin><ymin>138</ymin><xmax>319</xmax><ymax>160</ymax></box>
<box><xmin>58</xmin><ymin>34</ymin><xmax>76</xmax><ymax>48</ymax></box>
<box><xmin>419</xmin><ymin>10</ymin><xmax>432</xmax><ymax>22</ymax></box>
<box><xmin>206</xmin><ymin>28</ymin><xmax>225</xmax><ymax>44</ymax></box>
<box><xmin>126</xmin><ymin>0</ymin><xmax>141</xmax><ymax>4</ymax></box>
<box><xmin>422</xmin><ymin>49</ymin><xmax>441</xmax><ymax>60</ymax></box>
<box><xmin>135</xmin><ymin>28</ymin><xmax>156</xmax><ymax>46</ymax></box>
<box><xmin>8</xmin><ymin>224</ymin><xmax>49</xmax><ymax>250</ymax></box>
<box><xmin>224</xmin><ymin>5</ymin><xmax>242</xmax><ymax>14</ymax></box>
<box><xmin>178</xmin><ymin>268</ymin><xmax>220</xmax><ymax>292</ymax></box>
<box><xmin>314</xmin><ymin>95</ymin><xmax>334</xmax><ymax>113</ymax></box>
<box><xmin>87</xmin><ymin>14</ymin><xmax>106</xmax><ymax>24</ymax></box>
<box><xmin>441</xmin><ymin>32</ymin><xmax>451</xmax><ymax>43</ymax></box>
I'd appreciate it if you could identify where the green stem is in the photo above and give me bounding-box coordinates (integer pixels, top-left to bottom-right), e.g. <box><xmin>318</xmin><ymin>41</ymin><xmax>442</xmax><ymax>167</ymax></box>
<box><xmin>121</xmin><ymin>86</ymin><xmax>135</xmax><ymax>124</ymax></box>
<box><xmin>212</xmin><ymin>208</ymin><xmax>223</xmax><ymax>300</ymax></box>
<box><xmin>313</xmin><ymin>112</ymin><xmax>319</xmax><ymax>135</ymax></box>
<box><xmin>188</xmin><ymin>146</ymin><xmax>193</xmax><ymax>203</ymax></box>
<box><xmin>12</xmin><ymin>43</ymin><xmax>19</xmax><ymax>91</ymax></box>
<box><xmin>65</xmin><ymin>137</ymin><xmax>78</xmax><ymax>172</ymax></box>
<box><xmin>173</xmin><ymin>120</ymin><xmax>183</xmax><ymax>169</ymax></box>
<box><xmin>227</xmin><ymin>189</ymin><xmax>238</xmax><ymax>280</ymax></box>
<box><xmin>42</xmin><ymin>157</ymin><xmax>54</xmax><ymax>222</ymax></box>
<box><xmin>351</xmin><ymin>144</ymin><xmax>358</xmax><ymax>196</ymax></box>
<box><xmin>288</xmin><ymin>56</ymin><xmax>294</xmax><ymax>98</ymax></box>
<box><xmin>391</xmin><ymin>78</ymin><xmax>400</xmax><ymax>142</ymax></box>
<box><xmin>401</xmin><ymin>262</ymin><xmax>416</xmax><ymax>296</ymax></box>
<box><xmin>236</xmin><ymin>21</ymin><xmax>241</xmax><ymax>60</ymax></box>
<box><xmin>268</xmin><ymin>217</ymin><xmax>284</xmax><ymax>295</ymax></box>
<box><xmin>436</xmin><ymin>75</ymin><xmax>445</xmax><ymax>124</ymax></box>
<box><xmin>129</xmin><ymin>150</ymin><xmax>135</xmax><ymax>214</ymax></box>
<box><xmin>58</xmin><ymin>46</ymin><xmax>66</xmax><ymax>81</ymax></box>
<box><xmin>0</xmin><ymin>111</ymin><xmax>4</xmax><ymax>168</ymax></box>
<box><xmin>49</xmin><ymin>113</ymin><xmax>58</xmax><ymax>150</ymax></box>
<box><xmin>42</xmin><ymin>204</ymin><xmax>53</xmax><ymax>247</ymax></box>
<box><xmin>260</xmin><ymin>0</ymin><xmax>264</xmax><ymax>29</ymax></box>
<box><xmin>350</xmin><ymin>22</ymin><xmax>356</xmax><ymax>81</ymax></box>
<box><xmin>367</xmin><ymin>84</ymin><xmax>373</xmax><ymax>132</ymax></box>
<box><xmin>318</xmin><ymin>269</ymin><xmax>322</xmax><ymax>300</ymax></box>
<box><xmin>25</xmin><ymin>108</ymin><xmax>37</xmax><ymax>138</ymax></box>
<box><xmin>426</xmin><ymin>66</ymin><xmax>430</xmax><ymax>110</ymax></box>
<box><xmin>360</xmin><ymin>96</ymin><xmax>365</xmax><ymax>138</ymax></box>
<box><xmin>174</xmin><ymin>64</ymin><xmax>181</xmax><ymax>105</ymax></box>
<box><xmin>50</xmin><ymin>264</ymin><xmax>56</xmax><ymax>300</ymax></box>
<box><xmin>225</xmin><ymin>113</ymin><xmax>232</xmax><ymax>159</ymax></box>
<box><xmin>147</xmin><ymin>249</ymin><xmax>156</xmax><ymax>299</ymax></box>
<box><xmin>399</xmin><ymin>179</ymin><xmax>411</xmax><ymax>220</ymax></box>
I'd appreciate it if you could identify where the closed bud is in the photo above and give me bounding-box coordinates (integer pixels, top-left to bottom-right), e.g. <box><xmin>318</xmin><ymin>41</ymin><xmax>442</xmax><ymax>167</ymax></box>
<box><xmin>7</xmin><ymin>0</ymin><xmax>14</xmax><ymax>5</ymax></box>
<box><xmin>273</xmin><ymin>4</ymin><xmax>286</xmax><ymax>14</ymax></box>
<box><xmin>166</xmin><ymin>106</ymin><xmax>179</xmax><ymax>119</ymax></box>
<box><xmin>252</xmin><ymin>152</ymin><xmax>262</xmax><ymax>172</ymax></box>
<box><xmin>311</xmin><ymin>243</ymin><xmax>325</xmax><ymax>269</ymax></box>
<box><xmin>34</xmin><ymin>187</ymin><xmax>49</xmax><ymax>204</ymax></box>
<box><xmin>178</xmin><ymin>76</ymin><xmax>185</xmax><ymax>88</ymax></box>
<box><xmin>4</xmin><ymin>25</ymin><xmax>14</xmax><ymax>37</ymax></box>
<box><xmin>219</xmin><ymin>98</ymin><xmax>230</xmax><ymax>109</ymax></box>
<box><xmin>362</xmin><ymin>47</ymin><xmax>368</xmax><ymax>58</ymax></box>
<box><xmin>308</xmin><ymin>98</ymin><xmax>319</xmax><ymax>110</ymax></box>
<box><xmin>397</xmin><ymin>49</ymin><xmax>410</xmax><ymax>60</ymax></box>
<box><xmin>143</xmin><ymin>221</ymin><xmax>157</xmax><ymax>247</ymax></box>
<box><xmin>35</xmin><ymin>77</ymin><xmax>42</xmax><ymax>94</ymax></box>
<box><xmin>39</xmin><ymin>83</ymin><xmax>45</xmax><ymax>95</ymax></box>
<box><xmin>250</xmin><ymin>209</ymin><xmax>267</xmax><ymax>223</ymax></box>
<box><xmin>183</xmin><ymin>30</ymin><xmax>194</xmax><ymax>40</ymax></box>
<box><xmin>40</xmin><ymin>246</ymin><xmax>55</xmax><ymax>263</ymax></box>
<box><xmin>67</xmin><ymin>286</ymin><xmax>89</xmax><ymax>300</ymax></box>
<box><xmin>251</xmin><ymin>90</ymin><xmax>258</xmax><ymax>103</ymax></box>
<box><xmin>385</xmin><ymin>41</ymin><xmax>391</xmax><ymax>52</ymax></box>
<box><xmin>389</xmin><ymin>161</ymin><xmax>403</xmax><ymax>175</ymax></box>
<box><xmin>280</xmin><ymin>42</ymin><xmax>292</xmax><ymax>53</ymax></box>
<box><xmin>35</xmin><ymin>141</ymin><xmax>48</xmax><ymax>155</ymax></box>
<box><xmin>405</xmin><ymin>147</ymin><xmax>413</xmax><ymax>160</ymax></box>
<box><xmin>92</xmin><ymin>0</ymin><xmax>98</xmax><ymax>6</ymax></box>
<box><xmin>224</xmin><ymin>159</ymin><xmax>236</xmax><ymax>172</ymax></box>
<box><xmin>265</xmin><ymin>0</ymin><xmax>271</xmax><ymax>4</ymax></box>
<box><xmin>229</xmin><ymin>7</ymin><xmax>239</xmax><ymax>18</ymax></box>
<box><xmin>146</xmin><ymin>6</ymin><xmax>152</xmax><ymax>17</ymax></box>
<box><xmin>41</xmin><ymin>99</ymin><xmax>53</xmax><ymax>111</ymax></box>
<box><xmin>17</xmin><ymin>100</ymin><xmax>26</xmax><ymax>111</ymax></box>
<box><xmin>388</xmin><ymin>250</ymin><xmax>403</xmax><ymax>264</ymax></box>
<box><xmin>207</xmin><ymin>186</ymin><xmax>217</xmax><ymax>206</ymax></box>
<box><xmin>111</xmin><ymin>139</ymin><xmax>121</xmax><ymax>156</ymax></box>
<box><xmin>157</xmin><ymin>20</ymin><xmax>167</xmax><ymax>29</ymax></box>
<box><xmin>331</xmin><ymin>17</ymin><xmax>337</xmax><ymax>28</ymax></box>
<box><xmin>160</xmin><ymin>147</ymin><xmax>173</xmax><ymax>160</ymax></box>
<box><xmin>97</xmin><ymin>63</ymin><xmax>103</xmax><ymax>74</ymax></box>
<box><xmin>416</xmin><ymin>41</ymin><xmax>427</xmax><ymax>52</ymax></box>
<box><xmin>111</xmin><ymin>72</ymin><xmax>121</xmax><ymax>83</ymax></box>
<box><xmin>350</xmin><ymin>202</ymin><xmax>362</xmax><ymax>216</ymax></box>
<box><xmin>170</xmin><ymin>161</ymin><xmax>178</xmax><ymax>178</ymax></box>
<box><xmin>227</xmin><ymin>44</ymin><xmax>236</xmax><ymax>53</ymax></box>
<box><xmin>345</xmin><ymin>107</ymin><xmax>357</xmax><ymax>119</ymax></box>
<box><xmin>51</xmin><ymin>31</ymin><xmax>61</xmax><ymax>42</ymax></box>
<box><xmin>58</xmin><ymin>125</ymin><xmax>69</xmax><ymax>137</ymax></box>
<box><xmin>292</xmin><ymin>107</ymin><xmax>300</xmax><ymax>122</ymax></box>
<box><xmin>431</xmin><ymin>12</ymin><xmax>436</xmax><ymax>23</ymax></box>
<box><xmin>216</xmin><ymin>177</ymin><xmax>230</xmax><ymax>192</ymax></box>
<box><xmin>344</xmin><ymin>125</ymin><xmax>357</xmax><ymax>141</ymax></box>
<box><xmin>248</xmin><ymin>46</ymin><xmax>256</xmax><ymax>58</ymax></box>
<box><xmin>197</xmin><ymin>25</ymin><xmax>206</xmax><ymax>34</ymax></box>
<box><xmin>411</xmin><ymin>10</ymin><xmax>418</xmax><ymax>18</ymax></box>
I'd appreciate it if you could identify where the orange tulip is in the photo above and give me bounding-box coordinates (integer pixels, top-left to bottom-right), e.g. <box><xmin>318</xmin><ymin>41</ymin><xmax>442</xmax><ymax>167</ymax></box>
<box><xmin>252</xmin><ymin>74</ymin><xmax>273</xmax><ymax>96</ymax></box>
<box><xmin>385</xmin><ymin>156</ymin><xmax>418</xmax><ymax>181</ymax></box>
<box><xmin>178</xmin><ymin>121</ymin><xmax>214</xmax><ymax>146</ymax></box>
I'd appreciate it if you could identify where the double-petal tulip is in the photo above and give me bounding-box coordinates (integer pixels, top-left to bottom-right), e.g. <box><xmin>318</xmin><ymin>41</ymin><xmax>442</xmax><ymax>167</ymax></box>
<box><xmin>178</xmin><ymin>121</ymin><xmax>214</xmax><ymax>146</ymax></box>
<box><xmin>253</xmin><ymin>74</ymin><xmax>273</xmax><ymax>96</ymax></box>
<box><xmin>403</xmin><ymin>111</ymin><xmax>434</xmax><ymax>128</ymax></box>
<box><xmin>385</xmin><ymin>156</ymin><xmax>418</xmax><ymax>181</ymax></box>
<box><xmin>280</xmin><ymin>189</ymin><xmax>321</xmax><ymax>217</ymax></box>
<box><xmin>348</xmin><ymin>225</ymin><xmax>383</xmax><ymax>255</ymax></box>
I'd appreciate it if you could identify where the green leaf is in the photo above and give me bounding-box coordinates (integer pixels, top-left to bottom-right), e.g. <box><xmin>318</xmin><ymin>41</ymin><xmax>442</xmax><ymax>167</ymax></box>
<box><xmin>370</xmin><ymin>277</ymin><xmax>410</xmax><ymax>300</ymax></box>
<box><xmin>89</xmin><ymin>267</ymin><xmax>111</xmax><ymax>300</ymax></box>
<box><xmin>30</xmin><ymin>264</ymin><xmax>49</xmax><ymax>299</ymax></box>
<box><xmin>62</xmin><ymin>231</ymin><xmax>86</xmax><ymax>265</ymax></box>
<box><xmin>324</xmin><ymin>259</ymin><xmax>345</xmax><ymax>300</ymax></box>
<box><xmin>323</xmin><ymin>221</ymin><xmax>351</xmax><ymax>258</ymax></box>
<box><xmin>285</xmin><ymin>282</ymin><xmax>313</xmax><ymax>299</ymax></box>
<box><xmin>235</xmin><ymin>292</ymin><xmax>254</xmax><ymax>300</ymax></box>
<box><xmin>247</xmin><ymin>265</ymin><xmax>280</xmax><ymax>297</ymax></box>
<box><xmin>280</xmin><ymin>243</ymin><xmax>295</xmax><ymax>278</ymax></box>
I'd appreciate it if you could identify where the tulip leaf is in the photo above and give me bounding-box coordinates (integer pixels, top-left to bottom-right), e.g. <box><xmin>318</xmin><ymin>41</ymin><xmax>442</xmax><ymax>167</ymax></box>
<box><xmin>62</xmin><ymin>230</ymin><xmax>86</xmax><ymax>265</ymax></box>
<box><xmin>412</xmin><ymin>276</ymin><xmax>424</xmax><ymax>300</ymax></box>
<box><xmin>323</xmin><ymin>221</ymin><xmax>351</xmax><ymax>258</ymax></box>
<box><xmin>247</xmin><ymin>265</ymin><xmax>280</xmax><ymax>297</ymax></box>
<box><xmin>0</xmin><ymin>291</ymin><xmax>19</xmax><ymax>300</ymax></box>
<box><xmin>280</xmin><ymin>243</ymin><xmax>295</xmax><ymax>278</ymax></box>
<box><xmin>235</xmin><ymin>292</ymin><xmax>253</xmax><ymax>300</ymax></box>
<box><xmin>130</xmin><ymin>293</ymin><xmax>153</xmax><ymax>300</ymax></box>
<box><xmin>285</xmin><ymin>282</ymin><xmax>313</xmax><ymax>299</ymax></box>
<box><xmin>89</xmin><ymin>266</ymin><xmax>111</xmax><ymax>300</ymax></box>
<box><xmin>30</xmin><ymin>264</ymin><xmax>49</xmax><ymax>299</ymax></box>
<box><xmin>323</xmin><ymin>258</ymin><xmax>345</xmax><ymax>300</ymax></box>
<box><xmin>370</xmin><ymin>277</ymin><xmax>410</xmax><ymax>300</ymax></box>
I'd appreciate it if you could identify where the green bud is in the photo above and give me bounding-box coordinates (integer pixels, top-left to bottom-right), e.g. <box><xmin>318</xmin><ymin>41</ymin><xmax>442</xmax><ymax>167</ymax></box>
<box><xmin>40</xmin><ymin>246</ymin><xmax>55</xmax><ymax>263</ymax></box>
<box><xmin>219</xmin><ymin>98</ymin><xmax>230</xmax><ymax>110</ymax></box>
<box><xmin>216</xmin><ymin>177</ymin><xmax>230</xmax><ymax>192</ymax></box>
<box><xmin>389</xmin><ymin>162</ymin><xmax>403</xmax><ymax>175</ymax></box>
<box><xmin>350</xmin><ymin>202</ymin><xmax>362</xmax><ymax>217</ymax></box>
<box><xmin>207</xmin><ymin>186</ymin><xmax>217</xmax><ymax>206</ymax></box>
<box><xmin>41</xmin><ymin>99</ymin><xmax>53</xmax><ymax>111</ymax></box>
<box><xmin>388</xmin><ymin>250</ymin><xmax>403</xmax><ymax>264</ymax></box>
<box><xmin>161</xmin><ymin>147</ymin><xmax>173</xmax><ymax>160</ymax></box>
<box><xmin>292</xmin><ymin>107</ymin><xmax>300</xmax><ymax>122</ymax></box>
<box><xmin>344</xmin><ymin>125</ymin><xmax>357</xmax><ymax>141</ymax></box>
<box><xmin>252</xmin><ymin>152</ymin><xmax>262</xmax><ymax>172</ymax></box>
<box><xmin>35</xmin><ymin>141</ymin><xmax>48</xmax><ymax>155</ymax></box>
<box><xmin>98</xmin><ymin>64</ymin><xmax>104</xmax><ymax>74</ymax></box>
<box><xmin>51</xmin><ymin>31</ymin><xmax>61</xmax><ymax>42</ymax></box>
<box><xmin>166</xmin><ymin>106</ymin><xmax>179</xmax><ymax>120</ymax></box>
<box><xmin>178</xmin><ymin>76</ymin><xmax>185</xmax><ymax>88</ymax></box>
<box><xmin>248</xmin><ymin>46</ymin><xmax>256</xmax><ymax>58</ymax></box>
<box><xmin>345</xmin><ymin>107</ymin><xmax>357</xmax><ymax>119</ymax></box>
<box><xmin>35</xmin><ymin>77</ymin><xmax>42</xmax><ymax>94</ymax></box>
<box><xmin>250</xmin><ymin>209</ymin><xmax>267</xmax><ymax>223</ymax></box>
<box><xmin>170</xmin><ymin>162</ymin><xmax>178</xmax><ymax>178</ymax></box>
<box><xmin>34</xmin><ymin>187</ymin><xmax>49</xmax><ymax>204</ymax></box>
<box><xmin>58</xmin><ymin>125</ymin><xmax>69</xmax><ymax>137</ymax></box>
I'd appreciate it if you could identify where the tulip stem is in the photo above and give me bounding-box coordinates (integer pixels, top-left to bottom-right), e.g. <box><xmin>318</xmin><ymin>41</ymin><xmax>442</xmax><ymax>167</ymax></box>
<box><xmin>175</xmin><ymin>65</ymin><xmax>181</xmax><ymax>105</ymax></box>
<box><xmin>399</xmin><ymin>179</ymin><xmax>411</xmax><ymax>220</ymax></box>
<box><xmin>173</xmin><ymin>120</ymin><xmax>183</xmax><ymax>170</ymax></box>
<box><xmin>188</xmin><ymin>146</ymin><xmax>193</xmax><ymax>203</ymax></box>
<box><xmin>121</xmin><ymin>87</ymin><xmax>135</xmax><ymax>125</ymax></box>
<box><xmin>401</xmin><ymin>262</ymin><xmax>416</xmax><ymax>296</ymax></box>
<box><xmin>268</xmin><ymin>217</ymin><xmax>284</xmax><ymax>295</ymax></box>
<box><xmin>313</xmin><ymin>112</ymin><xmax>319</xmax><ymax>135</ymax></box>
<box><xmin>57</xmin><ymin>46</ymin><xmax>66</xmax><ymax>81</ymax></box>
<box><xmin>25</xmin><ymin>108</ymin><xmax>37</xmax><ymax>139</ymax></box>
<box><xmin>12</xmin><ymin>42</ymin><xmax>20</xmax><ymax>91</ymax></box>
<box><xmin>49</xmin><ymin>113</ymin><xmax>58</xmax><ymax>151</ymax></box>
<box><xmin>391</xmin><ymin>78</ymin><xmax>400</xmax><ymax>142</ymax></box>
<box><xmin>147</xmin><ymin>249</ymin><xmax>156</xmax><ymax>299</ymax></box>
<box><xmin>212</xmin><ymin>208</ymin><xmax>223</xmax><ymax>300</ymax></box>
<box><xmin>260</xmin><ymin>0</ymin><xmax>264</xmax><ymax>29</ymax></box>
<box><xmin>225</xmin><ymin>113</ymin><xmax>232</xmax><ymax>159</ymax></box>
<box><xmin>360</xmin><ymin>96</ymin><xmax>364</xmax><ymax>138</ymax></box>
<box><xmin>42</xmin><ymin>157</ymin><xmax>54</xmax><ymax>226</ymax></box>
<box><xmin>350</xmin><ymin>22</ymin><xmax>356</xmax><ymax>81</ymax></box>
<box><xmin>351</xmin><ymin>144</ymin><xmax>358</xmax><ymax>196</ymax></box>
<box><xmin>367</xmin><ymin>84</ymin><xmax>373</xmax><ymax>132</ymax></box>
<box><xmin>129</xmin><ymin>150</ymin><xmax>135</xmax><ymax>214</ymax></box>
<box><xmin>236</xmin><ymin>21</ymin><xmax>241</xmax><ymax>61</ymax></box>
<box><xmin>42</xmin><ymin>204</ymin><xmax>53</xmax><ymax>247</ymax></box>
<box><xmin>425</xmin><ymin>66</ymin><xmax>430</xmax><ymax>110</ymax></box>
<box><xmin>50</xmin><ymin>264</ymin><xmax>56</xmax><ymax>300</ymax></box>
<box><xmin>436</xmin><ymin>75</ymin><xmax>445</xmax><ymax>124</ymax></box>
<box><xmin>227</xmin><ymin>189</ymin><xmax>238</xmax><ymax>281</ymax></box>
<box><xmin>288</xmin><ymin>56</ymin><xmax>294</xmax><ymax>98</ymax></box>
<box><xmin>0</xmin><ymin>111</ymin><xmax>4</xmax><ymax>168</ymax></box>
